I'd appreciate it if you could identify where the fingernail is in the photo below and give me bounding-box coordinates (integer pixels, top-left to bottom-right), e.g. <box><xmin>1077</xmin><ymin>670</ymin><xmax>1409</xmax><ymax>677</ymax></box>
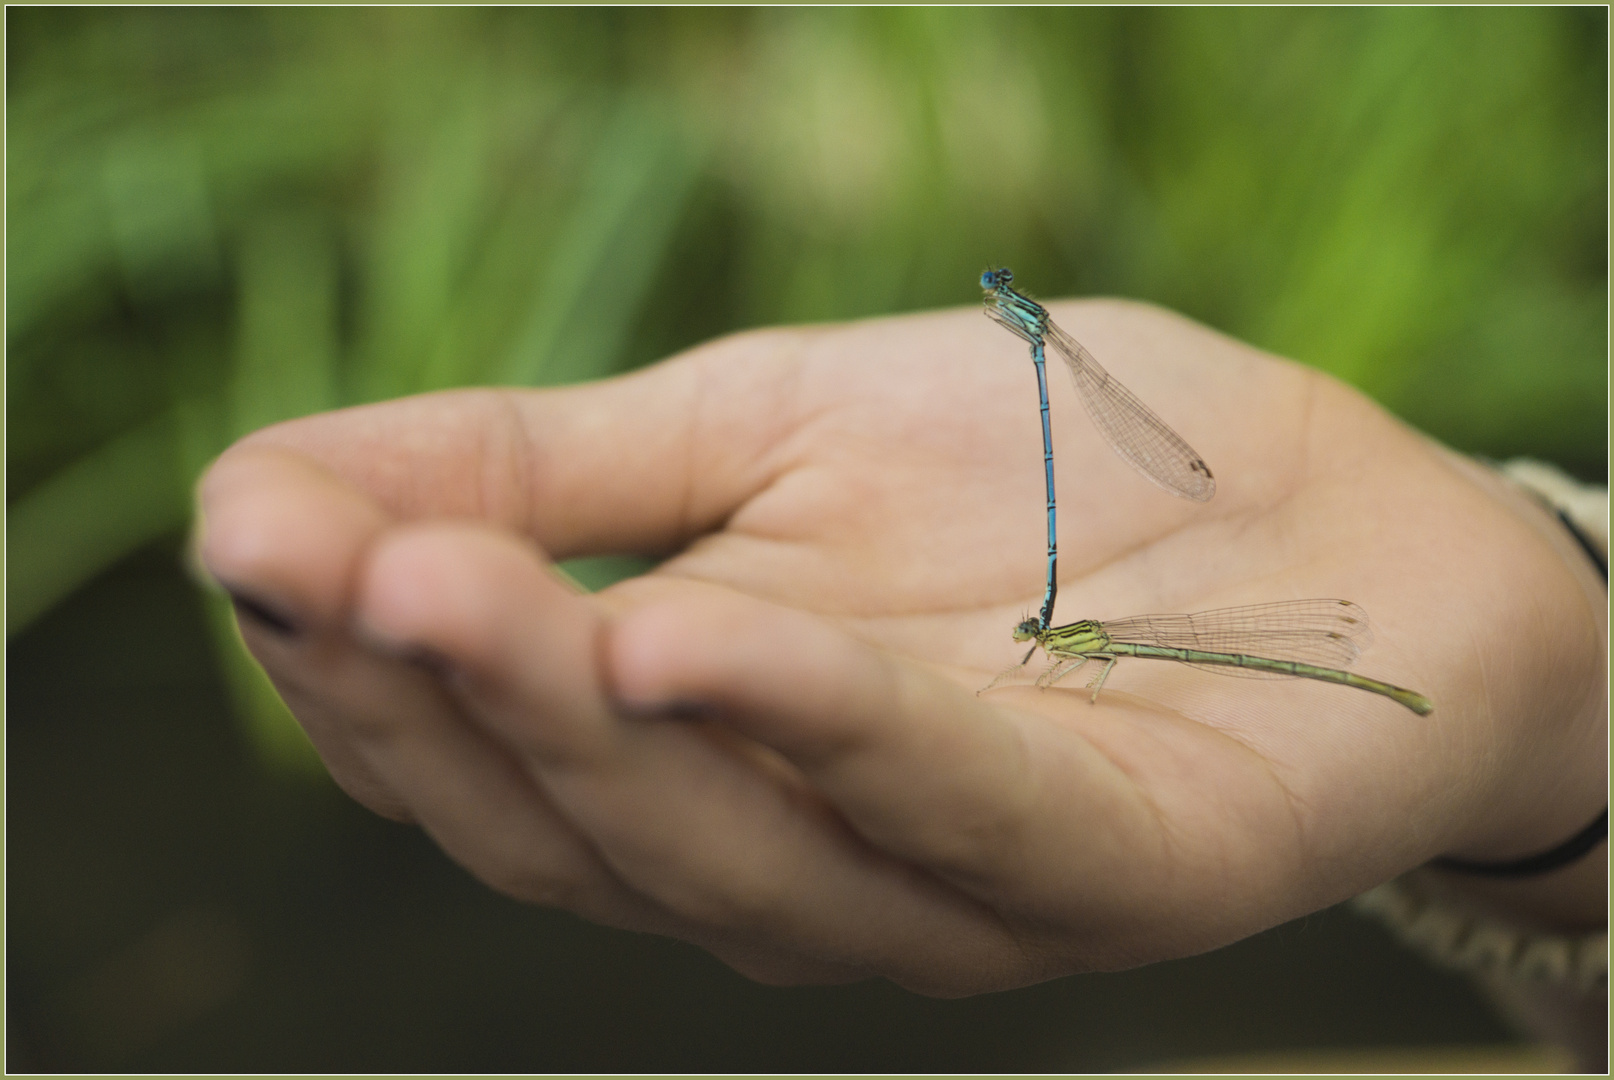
<box><xmin>396</xmin><ymin>643</ymin><xmax>457</xmax><ymax>679</ymax></box>
<box><xmin>225</xmin><ymin>588</ymin><xmax>301</xmax><ymax>638</ymax></box>
<box><xmin>614</xmin><ymin>697</ymin><xmax>710</xmax><ymax>721</ymax></box>
<box><xmin>352</xmin><ymin>621</ymin><xmax>458</xmax><ymax>679</ymax></box>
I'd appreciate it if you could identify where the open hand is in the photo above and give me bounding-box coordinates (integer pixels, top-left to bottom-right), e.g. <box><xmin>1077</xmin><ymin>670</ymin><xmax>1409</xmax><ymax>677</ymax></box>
<box><xmin>197</xmin><ymin>299</ymin><xmax>1606</xmax><ymax>994</ymax></box>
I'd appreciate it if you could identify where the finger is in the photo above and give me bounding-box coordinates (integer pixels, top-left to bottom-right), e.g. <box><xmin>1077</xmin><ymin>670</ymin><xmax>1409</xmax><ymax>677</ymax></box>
<box><xmin>198</xmin><ymin>444</ymin><xmax>406</xmax><ymax>815</ymax></box>
<box><xmin>225</xmin><ymin>327</ymin><xmax>809</xmax><ymax>560</ymax></box>
<box><xmin>327</xmin><ymin>652</ymin><xmax>874</xmax><ymax>985</ymax></box>
<box><xmin>272</xmin><ymin>627</ymin><xmax>691</xmax><ymax>936</ymax></box>
<box><xmin>203</xmin><ymin>452</ymin><xmax>873</xmax><ymax>981</ymax></box>
<box><xmin>199</xmin><ymin>444</ymin><xmax>391</xmax><ymax>629</ymax></box>
<box><xmin>605</xmin><ymin>592</ymin><xmax>1075</xmax><ymax>881</ymax></box>
<box><xmin>235</xmin><ymin>617</ymin><xmax>413</xmax><ymax>822</ymax></box>
<box><xmin>353</xmin><ymin>522</ymin><xmax>1042</xmax><ymax>993</ymax></box>
<box><xmin>605</xmin><ymin>590</ymin><xmax>1296</xmax><ymax>938</ymax></box>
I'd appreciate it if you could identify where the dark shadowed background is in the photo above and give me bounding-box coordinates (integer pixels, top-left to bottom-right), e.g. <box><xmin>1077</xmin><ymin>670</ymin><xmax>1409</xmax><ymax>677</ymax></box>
<box><xmin>7</xmin><ymin>6</ymin><xmax>1606</xmax><ymax>1071</ymax></box>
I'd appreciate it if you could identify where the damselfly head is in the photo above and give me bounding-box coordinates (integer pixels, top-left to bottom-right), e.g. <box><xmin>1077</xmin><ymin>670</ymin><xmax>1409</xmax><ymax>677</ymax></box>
<box><xmin>1011</xmin><ymin>617</ymin><xmax>1041</xmax><ymax>642</ymax></box>
<box><xmin>980</xmin><ymin>267</ymin><xmax>1013</xmax><ymax>291</ymax></box>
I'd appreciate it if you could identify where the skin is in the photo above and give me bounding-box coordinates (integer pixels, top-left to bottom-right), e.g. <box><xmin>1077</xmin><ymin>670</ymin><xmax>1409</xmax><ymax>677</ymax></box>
<box><xmin>196</xmin><ymin>299</ymin><xmax>1607</xmax><ymax>996</ymax></box>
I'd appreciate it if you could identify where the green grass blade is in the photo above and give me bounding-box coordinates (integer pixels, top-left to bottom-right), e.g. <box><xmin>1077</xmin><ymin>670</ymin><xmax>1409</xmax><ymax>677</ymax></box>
<box><xmin>349</xmin><ymin>73</ymin><xmax>501</xmax><ymax>404</ymax></box>
<box><xmin>7</xmin><ymin>409</ymin><xmax>191</xmax><ymax>637</ymax></box>
<box><xmin>498</xmin><ymin>98</ymin><xmax>705</xmax><ymax>388</ymax></box>
<box><xmin>229</xmin><ymin>211</ymin><xmax>340</xmax><ymax>437</ymax></box>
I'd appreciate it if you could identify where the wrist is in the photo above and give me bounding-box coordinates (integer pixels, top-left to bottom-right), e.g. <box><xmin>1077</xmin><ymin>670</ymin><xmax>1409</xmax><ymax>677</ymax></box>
<box><xmin>1425</xmin><ymin>840</ymin><xmax>1608</xmax><ymax>933</ymax></box>
<box><xmin>1422</xmin><ymin>455</ymin><xmax>1608</xmax><ymax>930</ymax></box>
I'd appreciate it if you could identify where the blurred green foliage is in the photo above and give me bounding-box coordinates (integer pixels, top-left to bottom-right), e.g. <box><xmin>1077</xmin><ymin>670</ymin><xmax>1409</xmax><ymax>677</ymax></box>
<box><xmin>7</xmin><ymin>7</ymin><xmax>1607</xmax><ymax>763</ymax></box>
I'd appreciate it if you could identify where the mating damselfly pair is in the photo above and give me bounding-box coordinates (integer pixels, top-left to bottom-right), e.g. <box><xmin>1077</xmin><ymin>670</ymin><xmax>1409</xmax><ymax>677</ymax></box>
<box><xmin>978</xmin><ymin>268</ymin><xmax>1431</xmax><ymax>716</ymax></box>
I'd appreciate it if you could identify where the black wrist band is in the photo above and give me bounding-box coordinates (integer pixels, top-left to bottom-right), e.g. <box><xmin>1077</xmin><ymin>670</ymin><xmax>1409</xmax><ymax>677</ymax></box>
<box><xmin>1437</xmin><ymin>474</ymin><xmax>1611</xmax><ymax>880</ymax></box>
<box><xmin>1554</xmin><ymin>507</ymin><xmax>1608</xmax><ymax>581</ymax></box>
<box><xmin>1431</xmin><ymin>807</ymin><xmax>1608</xmax><ymax>879</ymax></box>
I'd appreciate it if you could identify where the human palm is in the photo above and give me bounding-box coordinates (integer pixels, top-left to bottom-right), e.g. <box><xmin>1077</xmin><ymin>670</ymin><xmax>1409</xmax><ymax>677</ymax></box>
<box><xmin>199</xmin><ymin>299</ymin><xmax>1606</xmax><ymax>994</ymax></box>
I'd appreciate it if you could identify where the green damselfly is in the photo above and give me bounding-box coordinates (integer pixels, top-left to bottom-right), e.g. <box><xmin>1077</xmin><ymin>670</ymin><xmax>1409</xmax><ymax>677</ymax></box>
<box><xmin>983</xmin><ymin>598</ymin><xmax>1432</xmax><ymax>715</ymax></box>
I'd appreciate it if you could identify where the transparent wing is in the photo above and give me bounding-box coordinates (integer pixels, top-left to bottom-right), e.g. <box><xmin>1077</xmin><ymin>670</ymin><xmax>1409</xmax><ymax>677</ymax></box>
<box><xmin>1100</xmin><ymin>599</ymin><xmax>1369</xmax><ymax>675</ymax></box>
<box><xmin>1045</xmin><ymin>321</ymin><xmax>1215</xmax><ymax>501</ymax></box>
